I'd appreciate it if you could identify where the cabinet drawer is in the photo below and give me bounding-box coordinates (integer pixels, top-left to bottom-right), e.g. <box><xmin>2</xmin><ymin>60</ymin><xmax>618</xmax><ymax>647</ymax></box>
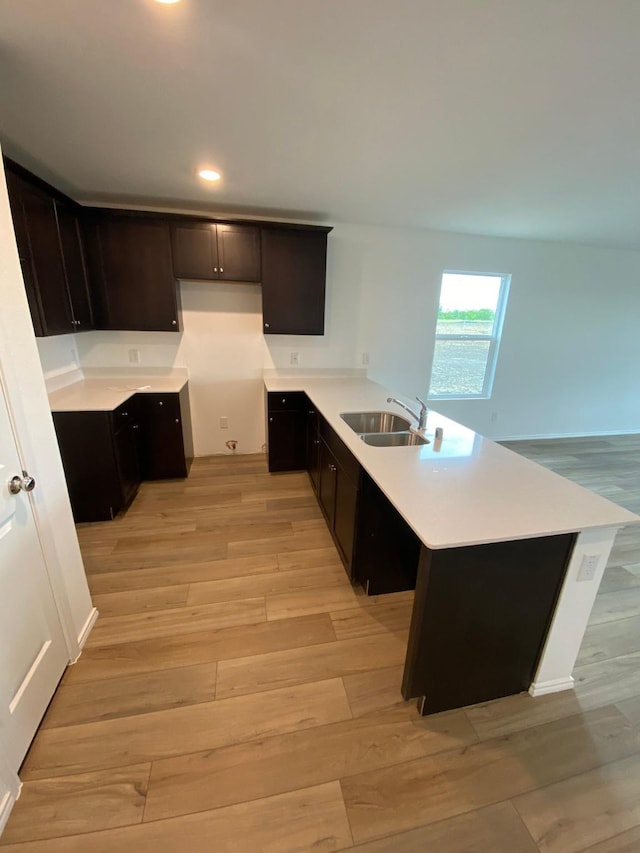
<box><xmin>267</xmin><ymin>391</ymin><xmax>308</xmax><ymax>412</ymax></box>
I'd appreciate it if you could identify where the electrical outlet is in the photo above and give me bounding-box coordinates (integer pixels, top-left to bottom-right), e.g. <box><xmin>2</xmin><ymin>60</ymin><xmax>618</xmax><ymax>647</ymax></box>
<box><xmin>491</xmin><ymin>411</ymin><xmax>498</xmax><ymax>423</ymax></box>
<box><xmin>577</xmin><ymin>554</ymin><xmax>600</xmax><ymax>582</ymax></box>
<box><xmin>219</xmin><ymin>416</ymin><xmax>229</xmax><ymax>429</ymax></box>
<box><xmin>361</xmin><ymin>352</ymin><xmax>370</xmax><ymax>365</ymax></box>
<box><xmin>290</xmin><ymin>351</ymin><xmax>299</xmax><ymax>366</ymax></box>
<box><xmin>128</xmin><ymin>348</ymin><xmax>140</xmax><ymax>364</ymax></box>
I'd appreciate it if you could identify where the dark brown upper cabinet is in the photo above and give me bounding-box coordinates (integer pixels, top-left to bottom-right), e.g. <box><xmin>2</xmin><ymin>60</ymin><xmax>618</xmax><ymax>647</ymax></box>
<box><xmin>85</xmin><ymin>214</ymin><xmax>180</xmax><ymax>332</ymax></box>
<box><xmin>261</xmin><ymin>227</ymin><xmax>329</xmax><ymax>335</ymax></box>
<box><xmin>55</xmin><ymin>202</ymin><xmax>93</xmax><ymax>331</ymax></box>
<box><xmin>5</xmin><ymin>169</ymin><xmax>92</xmax><ymax>336</ymax></box>
<box><xmin>172</xmin><ymin>222</ymin><xmax>261</xmax><ymax>283</ymax></box>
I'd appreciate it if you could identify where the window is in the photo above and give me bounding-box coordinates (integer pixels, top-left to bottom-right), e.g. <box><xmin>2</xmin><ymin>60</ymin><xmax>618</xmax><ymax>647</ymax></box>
<box><xmin>428</xmin><ymin>271</ymin><xmax>511</xmax><ymax>399</ymax></box>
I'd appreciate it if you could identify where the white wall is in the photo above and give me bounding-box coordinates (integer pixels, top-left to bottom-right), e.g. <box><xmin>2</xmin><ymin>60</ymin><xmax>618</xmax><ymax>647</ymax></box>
<box><xmin>37</xmin><ymin>220</ymin><xmax>640</xmax><ymax>454</ymax></box>
<box><xmin>353</xmin><ymin>225</ymin><xmax>640</xmax><ymax>438</ymax></box>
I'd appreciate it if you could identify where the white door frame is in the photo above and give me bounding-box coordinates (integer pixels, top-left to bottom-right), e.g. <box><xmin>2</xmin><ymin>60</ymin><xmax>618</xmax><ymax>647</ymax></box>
<box><xmin>0</xmin><ymin>736</ymin><xmax>21</xmax><ymax>835</ymax></box>
<box><xmin>0</xmin><ymin>147</ymin><xmax>96</xmax><ymax>668</ymax></box>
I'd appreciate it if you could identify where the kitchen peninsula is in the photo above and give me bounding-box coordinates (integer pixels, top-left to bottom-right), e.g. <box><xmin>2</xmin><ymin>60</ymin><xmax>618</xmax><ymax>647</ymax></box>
<box><xmin>265</xmin><ymin>374</ymin><xmax>639</xmax><ymax>716</ymax></box>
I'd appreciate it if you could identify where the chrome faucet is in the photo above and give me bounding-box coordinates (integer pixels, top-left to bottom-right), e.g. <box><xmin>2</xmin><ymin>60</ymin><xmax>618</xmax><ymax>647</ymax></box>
<box><xmin>387</xmin><ymin>395</ymin><xmax>428</xmax><ymax>432</ymax></box>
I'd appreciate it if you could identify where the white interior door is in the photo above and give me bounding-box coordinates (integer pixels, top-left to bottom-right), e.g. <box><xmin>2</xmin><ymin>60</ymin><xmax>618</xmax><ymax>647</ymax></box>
<box><xmin>0</xmin><ymin>376</ymin><xmax>68</xmax><ymax>769</ymax></box>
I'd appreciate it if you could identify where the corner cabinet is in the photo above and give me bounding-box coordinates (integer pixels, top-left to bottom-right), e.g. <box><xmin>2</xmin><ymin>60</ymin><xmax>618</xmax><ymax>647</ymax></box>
<box><xmin>172</xmin><ymin>222</ymin><xmax>261</xmax><ymax>282</ymax></box>
<box><xmin>261</xmin><ymin>227</ymin><xmax>330</xmax><ymax>335</ymax></box>
<box><xmin>83</xmin><ymin>214</ymin><xmax>180</xmax><ymax>332</ymax></box>
<box><xmin>5</xmin><ymin>167</ymin><xmax>93</xmax><ymax>337</ymax></box>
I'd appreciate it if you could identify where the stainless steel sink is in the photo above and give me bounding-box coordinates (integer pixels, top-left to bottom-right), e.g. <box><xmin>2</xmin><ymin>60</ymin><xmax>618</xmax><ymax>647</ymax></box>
<box><xmin>340</xmin><ymin>411</ymin><xmax>411</xmax><ymax>434</ymax></box>
<box><xmin>362</xmin><ymin>431</ymin><xmax>430</xmax><ymax>447</ymax></box>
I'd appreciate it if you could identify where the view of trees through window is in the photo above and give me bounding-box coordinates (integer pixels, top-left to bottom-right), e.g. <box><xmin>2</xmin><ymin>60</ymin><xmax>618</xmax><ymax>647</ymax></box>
<box><xmin>429</xmin><ymin>272</ymin><xmax>510</xmax><ymax>398</ymax></box>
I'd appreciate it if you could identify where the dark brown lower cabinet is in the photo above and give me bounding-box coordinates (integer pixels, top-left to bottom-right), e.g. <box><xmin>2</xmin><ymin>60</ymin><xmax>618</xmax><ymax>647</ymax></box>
<box><xmin>266</xmin><ymin>392</ymin><xmax>308</xmax><ymax>473</ymax></box>
<box><xmin>53</xmin><ymin>403</ymin><xmax>141</xmax><ymax>523</ymax></box>
<box><xmin>53</xmin><ymin>388</ymin><xmax>192</xmax><ymax>522</ymax></box>
<box><xmin>136</xmin><ymin>389</ymin><xmax>192</xmax><ymax>480</ymax></box>
<box><xmin>401</xmin><ymin>534</ymin><xmax>576</xmax><ymax>715</ymax></box>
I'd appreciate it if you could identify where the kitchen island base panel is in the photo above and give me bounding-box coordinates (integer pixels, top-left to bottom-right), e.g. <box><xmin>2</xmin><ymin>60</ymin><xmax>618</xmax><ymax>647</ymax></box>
<box><xmin>402</xmin><ymin>533</ymin><xmax>576</xmax><ymax>716</ymax></box>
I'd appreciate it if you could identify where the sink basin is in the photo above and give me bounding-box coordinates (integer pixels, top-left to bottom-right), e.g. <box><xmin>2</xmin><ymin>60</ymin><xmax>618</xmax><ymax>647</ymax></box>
<box><xmin>362</xmin><ymin>431</ymin><xmax>430</xmax><ymax>447</ymax></box>
<box><xmin>341</xmin><ymin>411</ymin><xmax>411</xmax><ymax>434</ymax></box>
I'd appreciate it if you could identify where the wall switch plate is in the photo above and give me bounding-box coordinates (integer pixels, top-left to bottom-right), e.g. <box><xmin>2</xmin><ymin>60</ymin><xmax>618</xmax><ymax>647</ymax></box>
<box><xmin>577</xmin><ymin>554</ymin><xmax>600</xmax><ymax>582</ymax></box>
<box><xmin>128</xmin><ymin>348</ymin><xmax>140</xmax><ymax>364</ymax></box>
<box><xmin>362</xmin><ymin>352</ymin><xmax>370</xmax><ymax>365</ymax></box>
<box><xmin>290</xmin><ymin>351</ymin><xmax>299</xmax><ymax>366</ymax></box>
<box><xmin>219</xmin><ymin>416</ymin><xmax>229</xmax><ymax>429</ymax></box>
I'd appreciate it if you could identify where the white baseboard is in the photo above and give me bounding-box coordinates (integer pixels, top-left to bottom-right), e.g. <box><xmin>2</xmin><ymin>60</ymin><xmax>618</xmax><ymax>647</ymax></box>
<box><xmin>0</xmin><ymin>785</ymin><xmax>20</xmax><ymax>835</ymax></box>
<box><xmin>71</xmin><ymin>607</ymin><xmax>99</xmax><ymax>663</ymax></box>
<box><xmin>529</xmin><ymin>676</ymin><xmax>575</xmax><ymax>697</ymax></box>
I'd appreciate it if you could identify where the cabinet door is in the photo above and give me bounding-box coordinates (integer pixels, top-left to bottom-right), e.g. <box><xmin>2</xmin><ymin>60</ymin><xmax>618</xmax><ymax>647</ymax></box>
<box><xmin>217</xmin><ymin>224</ymin><xmax>261</xmax><ymax>282</ymax></box>
<box><xmin>55</xmin><ymin>203</ymin><xmax>93</xmax><ymax>330</ymax></box>
<box><xmin>136</xmin><ymin>393</ymin><xmax>188</xmax><ymax>480</ymax></box>
<box><xmin>5</xmin><ymin>172</ymin><xmax>44</xmax><ymax>337</ymax></box>
<box><xmin>89</xmin><ymin>216</ymin><xmax>179</xmax><ymax>331</ymax></box>
<box><xmin>113</xmin><ymin>421</ymin><xmax>141</xmax><ymax>508</ymax></box>
<box><xmin>318</xmin><ymin>441</ymin><xmax>337</xmax><ymax>527</ymax></box>
<box><xmin>171</xmin><ymin>223</ymin><xmax>218</xmax><ymax>280</ymax></box>
<box><xmin>307</xmin><ymin>408</ymin><xmax>321</xmax><ymax>493</ymax></box>
<box><xmin>261</xmin><ymin>228</ymin><xmax>327</xmax><ymax>335</ymax></box>
<box><xmin>333</xmin><ymin>466</ymin><xmax>359</xmax><ymax>575</ymax></box>
<box><xmin>52</xmin><ymin>411</ymin><xmax>122</xmax><ymax>522</ymax></box>
<box><xmin>267</xmin><ymin>410</ymin><xmax>307</xmax><ymax>473</ymax></box>
<box><xmin>11</xmin><ymin>178</ymin><xmax>73</xmax><ymax>336</ymax></box>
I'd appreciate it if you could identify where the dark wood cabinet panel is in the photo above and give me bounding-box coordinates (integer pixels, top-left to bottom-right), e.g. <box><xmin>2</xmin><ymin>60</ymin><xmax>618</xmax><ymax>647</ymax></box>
<box><xmin>5</xmin><ymin>171</ymin><xmax>45</xmax><ymax>337</ymax></box>
<box><xmin>333</xmin><ymin>466</ymin><xmax>359</xmax><ymax>572</ymax></box>
<box><xmin>267</xmin><ymin>409</ymin><xmax>308</xmax><ymax>473</ymax></box>
<box><xmin>7</xmin><ymin>172</ymin><xmax>74</xmax><ymax>336</ymax></box>
<box><xmin>136</xmin><ymin>392</ymin><xmax>189</xmax><ymax>480</ymax></box>
<box><xmin>318</xmin><ymin>441</ymin><xmax>337</xmax><ymax>527</ymax></box>
<box><xmin>261</xmin><ymin>228</ymin><xmax>328</xmax><ymax>335</ymax></box>
<box><xmin>171</xmin><ymin>222</ymin><xmax>218</xmax><ymax>280</ymax></box>
<box><xmin>55</xmin><ymin>203</ymin><xmax>93</xmax><ymax>331</ymax></box>
<box><xmin>307</xmin><ymin>407</ymin><xmax>320</xmax><ymax>494</ymax></box>
<box><xmin>86</xmin><ymin>216</ymin><xmax>179</xmax><ymax>332</ymax></box>
<box><xmin>217</xmin><ymin>224</ymin><xmax>260</xmax><ymax>282</ymax></box>
<box><xmin>402</xmin><ymin>534</ymin><xmax>575</xmax><ymax>715</ymax></box>
<box><xmin>53</xmin><ymin>411</ymin><xmax>125</xmax><ymax>522</ymax></box>
<box><xmin>172</xmin><ymin>222</ymin><xmax>260</xmax><ymax>283</ymax></box>
<box><xmin>113</xmin><ymin>412</ymin><xmax>141</xmax><ymax>509</ymax></box>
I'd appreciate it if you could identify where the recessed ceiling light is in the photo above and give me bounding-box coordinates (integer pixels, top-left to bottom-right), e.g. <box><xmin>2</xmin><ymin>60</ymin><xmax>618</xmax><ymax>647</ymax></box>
<box><xmin>198</xmin><ymin>169</ymin><xmax>221</xmax><ymax>182</ymax></box>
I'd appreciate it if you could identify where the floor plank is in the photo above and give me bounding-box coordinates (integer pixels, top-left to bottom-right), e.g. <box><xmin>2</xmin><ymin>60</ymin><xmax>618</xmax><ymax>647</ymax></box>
<box><xmin>21</xmin><ymin>678</ymin><xmax>352</xmax><ymax>779</ymax></box>
<box><xmin>513</xmin><ymin>753</ymin><xmax>640</xmax><ymax>853</ymax></box>
<box><xmin>0</xmin><ymin>781</ymin><xmax>353</xmax><ymax>853</ymax></box>
<box><xmin>0</xmin><ymin>764</ymin><xmax>150</xmax><ymax>845</ymax></box>
<box><xmin>144</xmin><ymin>704</ymin><xmax>477</xmax><ymax>822</ymax></box>
<box><xmin>341</xmin><ymin>706</ymin><xmax>639</xmax><ymax>844</ymax></box>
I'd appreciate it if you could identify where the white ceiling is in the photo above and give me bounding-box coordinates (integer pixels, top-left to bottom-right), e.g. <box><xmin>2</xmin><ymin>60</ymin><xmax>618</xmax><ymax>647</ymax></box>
<box><xmin>1</xmin><ymin>0</ymin><xmax>640</xmax><ymax>247</ymax></box>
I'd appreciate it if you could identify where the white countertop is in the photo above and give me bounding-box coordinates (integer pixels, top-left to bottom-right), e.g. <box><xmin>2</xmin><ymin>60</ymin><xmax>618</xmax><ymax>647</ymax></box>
<box><xmin>264</xmin><ymin>375</ymin><xmax>639</xmax><ymax>550</ymax></box>
<box><xmin>48</xmin><ymin>369</ymin><xmax>189</xmax><ymax>412</ymax></box>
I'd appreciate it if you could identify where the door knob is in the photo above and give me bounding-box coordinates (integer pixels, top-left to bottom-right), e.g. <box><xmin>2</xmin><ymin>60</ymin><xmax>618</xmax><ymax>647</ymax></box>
<box><xmin>9</xmin><ymin>471</ymin><xmax>36</xmax><ymax>495</ymax></box>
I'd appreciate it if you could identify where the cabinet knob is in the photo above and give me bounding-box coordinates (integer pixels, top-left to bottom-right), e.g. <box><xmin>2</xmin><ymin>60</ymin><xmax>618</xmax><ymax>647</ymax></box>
<box><xmin>175</xmin><ymin>419</ymin><xmax>180</xmax><ymax>424</ymax></box>
<box><xmin>158</xmin><ymin>401</ymin><xmax>163</xmax><ymax>406</ymax></box>
<box><xmin>269</xmin><ymin>417</ymin><xmax>273</xmax><ymax>423</ymax></box>
<box><xmin>314</xmin><ymin>439</ymin><xmax>319</xmax><ymax>445</ymax></box>
<box><xmin>220</xmin><ymin>267</ymin><xmax>224</xmax><ymax>273</ymax></box>
<box><xmin>329</xmin><ymin>463</ymin><xmax>336</xmax><ymax>472</ymax></box>
<box><xmin>264</xmin><ymin>323</ymin><xmax>270</xmax><ymax>329</ymax></box>
<box><xmin>122</xmin><ymin>411</ymin><xmax>128</xmax><ymax>416</ymax></box>
<box><xmin>282</xmin><ymin>397</ymin><xmax>286</xmax><ymax>403</ymax></box>
<box><xmin>132</xmin><ymin>424</ymin><xmax>139</xmax><ymax>430</ymax></box>
<box><xmin>171</xmin><ymin>320</ymin><xmax>177</xmax><ymax>326</ymax></box>
<box><xmin>214</xmin><ymin>267</ymin><xmax>218</xmax><ymax>273</ymax></box>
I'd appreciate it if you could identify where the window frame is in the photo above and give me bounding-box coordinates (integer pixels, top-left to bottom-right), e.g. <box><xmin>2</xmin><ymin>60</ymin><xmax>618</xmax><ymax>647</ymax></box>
<box><xmin>428</xmin><ymin>270</ymin><xmax>511</xmax><ymax>401</ymax></box>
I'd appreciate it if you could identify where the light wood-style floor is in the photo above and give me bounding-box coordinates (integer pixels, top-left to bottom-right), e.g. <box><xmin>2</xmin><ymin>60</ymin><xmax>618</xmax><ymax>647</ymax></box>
<box><xmin>3</xmin><ymin>435</ymin><xmax>640</xmax><ymax>852</ymax></box>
